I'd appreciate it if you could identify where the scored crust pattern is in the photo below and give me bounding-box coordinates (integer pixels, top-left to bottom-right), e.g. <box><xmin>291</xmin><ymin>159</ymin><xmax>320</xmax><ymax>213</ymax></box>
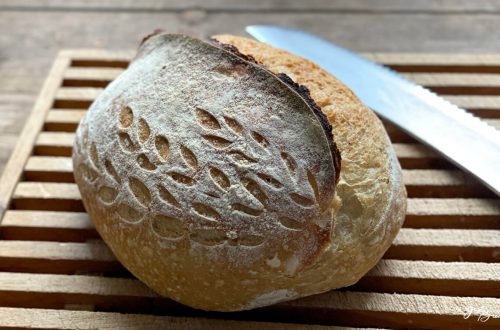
<box><xmin>82</xmin><ymin>103</ymin><xmax>331</xmax><ymax>248</ymax></box>
<box><xmin>73</xmin><ymin>34</ymin><xmax>338</xmax><ymax>269</ymax></box>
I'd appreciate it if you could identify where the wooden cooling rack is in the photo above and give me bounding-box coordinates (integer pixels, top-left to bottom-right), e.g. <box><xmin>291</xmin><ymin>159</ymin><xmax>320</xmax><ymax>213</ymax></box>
<box><xmin>0</xmin><ymin>50</ymin><xmax>499</xmax><ymax>329</ymax></box>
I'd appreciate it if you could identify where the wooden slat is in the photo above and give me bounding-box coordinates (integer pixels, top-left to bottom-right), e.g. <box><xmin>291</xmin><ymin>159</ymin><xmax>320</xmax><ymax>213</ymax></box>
<box><xmin>406</xmin><ymin>73</ymin><xmax>500</xmax><ymax>87</ymax></box>
<box><xmin>365</xmin><ymin>53</ymin><xmax>500</xmax><ymax>74</ymax></box>
<box><xmin>0</xmin><ymin>53</ymin><xmax>70</xmax><ymax>222</ymax></box>
<box><xmin>13</xmin><ymin>182</ymin><xmax>83</xmax><ymax>211</ymax></box>
<box><xmin>34</xmin><ymin>132</ymin><xmax>75</xmax><ymax>156</ymax></box>
<box><xmin>0</xmin><ymin>240</ymin><xmax>123</xmax><ymax>274</ymax></box>
<box><xmin>393</xmin><ymin>144</ymin><xmax>452</xmax><ymax>169</ymax></box>
<box><xmin>405</xmin><ymin>198</ymin><xmax>500</xmax><ymax>229</ymax></box>
<box><xmin>1</xmin><ymin>210</ymin><xmax>96</xmax><ymax>241</ymax></box>
<box><xmin>404</xmin><ymin>73</ymin><xmax>500</xmax><ymax>95</ymax></box>
<box><xmin>402</xmin><ymin>169</ymin><xmax>494</xmax><ymax>198</ymax></box>
<box><xmin>54</xmin><ymin>87</ymin><xmax>102</xmax><ymax>108</ymax></box>
<box><xmin>279</xmin><ymin>291</ymin><xmax>500</xmax><ymax>328</ymax></box>
<box><xmin>365</xmin><ymin>53</ymin><xmax>500</xmax><ymax>65</ymax></box>
<box><xmin>443</xmin><ymin>96</ymin><xmax>500</xmax><ymax>118</ymax></box>
<box><xmin>24</xmin><ymin>156</ymin><xmax>74</xmax><ymax>182</ymax></box>
<box><xmin>387</xmin><ymin>228</ymin><xmax>500</xmax><ymax>262</ymax></box>
<box><xmin>44</xmin><ymin>110</ymin><xmax>86</xmax><ymax>132</ymax></box>
<box><xmin>486</xmin><ymin>118</ymin><xmax>500</xmax><ymax>130</ymax></box>
<box><xmin>407</xmin><ymin>198</ymin><xmax>500</xmax><ymax>217</ymax></box>
<box><xmin>63</xmin><ymin>67</ymin><xmax>123</xmax><ymax>87</ymax></box>
<box><xmin>355</xmin><ymin>259</ymin><xmax>500</xmax><ymax>297</ymax></box>
<box><xmin>0</xmin><ymin>307</ymin><xmax>356</xmax><ymax>330</ymax></box>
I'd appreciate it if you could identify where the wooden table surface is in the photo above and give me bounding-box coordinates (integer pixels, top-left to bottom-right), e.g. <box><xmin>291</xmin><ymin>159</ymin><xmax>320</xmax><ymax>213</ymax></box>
<box><xmin>2</xmin><ymin>0</ymin><xmax>500</xmax><ymax>176</ymax></box>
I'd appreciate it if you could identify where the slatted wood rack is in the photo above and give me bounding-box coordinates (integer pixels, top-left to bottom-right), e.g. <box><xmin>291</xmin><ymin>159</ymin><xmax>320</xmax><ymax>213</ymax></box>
<box><xmin>0</xmin><ymin>50</ymin><xmax>499</xmax><ymax>329</ymax></box>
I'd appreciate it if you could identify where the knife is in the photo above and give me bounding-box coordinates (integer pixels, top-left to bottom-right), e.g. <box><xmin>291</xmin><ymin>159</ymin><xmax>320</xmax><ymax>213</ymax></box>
<box><xmin>246</xmin><ymin>25</ymin><xmax>500</xmax><ymax>197</ymax></box>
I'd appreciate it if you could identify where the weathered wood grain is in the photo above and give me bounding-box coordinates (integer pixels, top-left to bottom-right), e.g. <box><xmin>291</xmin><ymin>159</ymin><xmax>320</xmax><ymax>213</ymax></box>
<box><xmin>2</xmin><ymin>44</ymin><xmax>500</xmax><ymax>329</ymax></box>
<box><xmin>13</xmin><ymin>182</ymin><xmax>83</xmax><ymax>211</ymax></box>
<box><xmin>24</xmin><ymin>156</ymin><xmax>74</xmax><ymax>182</ymax></box>
<box><xmin>443</xmin><ymin>96</ymin><xmax>500</xmax><ymax>118</ymax></box>
<box><xmin>0</xmin><ymin>55</ymin><xmax>70</xmax><ymax>221</ymax></box>
<box><xmin>44</xmin><ymin>110</ymin><xmax>86</xmax><ymax>132</ymax></box>
<box><xmin>281</xmin><ymin>291</ymin><xmax>500</xmax><ymax>328</ymax></box>
<box><xmin>387</xmin><ymin>228</ymin><xmax>500</xmax><ymax>262</ymax></box>
<box><xmin>0</xmin><ymin>240</ymin><xmax>124</xmax><ymax>274</ymax></box>
<box><xmin>0</xmin><ymin>307</ymin><xmax>340</xmax><ymax>330</ymax></box>
<box><xmin>405</xmin><ymin>198</ymin><xmax>500</xmax><ymax>229</ymax></box>
<box><xmin>3</xmin><ymin>0</ymin><xmax>500</xmax><ymax>12</ymax></box>
<box><xmin>1</xmin><ymin>210</ymin><xmax>96</xmax><ymax>241</ymax></box>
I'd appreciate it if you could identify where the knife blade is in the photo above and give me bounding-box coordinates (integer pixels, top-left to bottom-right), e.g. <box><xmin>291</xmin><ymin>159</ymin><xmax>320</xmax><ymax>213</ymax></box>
<box><xmin>246</xmin><ymin>25</ymin><xmax>500</xmax><ymax>197</ymax></box>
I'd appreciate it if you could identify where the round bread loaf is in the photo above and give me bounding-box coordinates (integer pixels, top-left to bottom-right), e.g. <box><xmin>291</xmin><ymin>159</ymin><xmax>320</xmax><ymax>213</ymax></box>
<box><xmin>72</xmin><ymin>32</ymin><xmax>406</xmax><ymax>311</ymax></box>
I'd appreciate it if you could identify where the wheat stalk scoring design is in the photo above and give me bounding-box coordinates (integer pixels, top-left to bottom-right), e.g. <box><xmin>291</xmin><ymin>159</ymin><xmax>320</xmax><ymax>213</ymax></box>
<box><xmin>80</xmin><ymin>102</ymin><xmax>328</xmax><ymax>248</ymax></box>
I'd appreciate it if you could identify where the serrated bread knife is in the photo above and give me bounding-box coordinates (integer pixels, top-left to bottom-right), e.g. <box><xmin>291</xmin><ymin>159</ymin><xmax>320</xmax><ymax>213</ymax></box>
<box><xmin>246</xmin><ymin>25</ymin><xmax>500</xmax><ymax>197</ymax></box>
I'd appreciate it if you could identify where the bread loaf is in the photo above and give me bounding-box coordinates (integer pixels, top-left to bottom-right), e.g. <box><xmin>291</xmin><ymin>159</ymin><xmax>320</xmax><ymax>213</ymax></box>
<box><xmin>72</xmin><ymin>32</ymin><xmax>406</xmax><ymax>311</ymax></box>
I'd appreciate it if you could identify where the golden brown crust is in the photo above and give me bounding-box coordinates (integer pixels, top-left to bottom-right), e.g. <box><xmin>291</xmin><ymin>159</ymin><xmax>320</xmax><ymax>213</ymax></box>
<box><xmin>214</xmin><ymin>33</ymin><xmax>406</xmax><ymax>304</ymax></box>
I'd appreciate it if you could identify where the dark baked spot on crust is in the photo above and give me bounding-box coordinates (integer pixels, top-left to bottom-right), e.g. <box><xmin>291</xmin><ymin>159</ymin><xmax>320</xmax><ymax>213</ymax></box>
<box><xmin>209</xmin><ymin>38</ymin><xmax>341</xmax><ymax>184</ymax></box>
<box><xmin>275</xmin><ymin>73</ymin><xmax>341</xmax><ymax>184</ymax></box>
<box><xmin>140</xmin><ymin>29</ymin><xmax>166</xmax><ymax>47</ymax></box>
